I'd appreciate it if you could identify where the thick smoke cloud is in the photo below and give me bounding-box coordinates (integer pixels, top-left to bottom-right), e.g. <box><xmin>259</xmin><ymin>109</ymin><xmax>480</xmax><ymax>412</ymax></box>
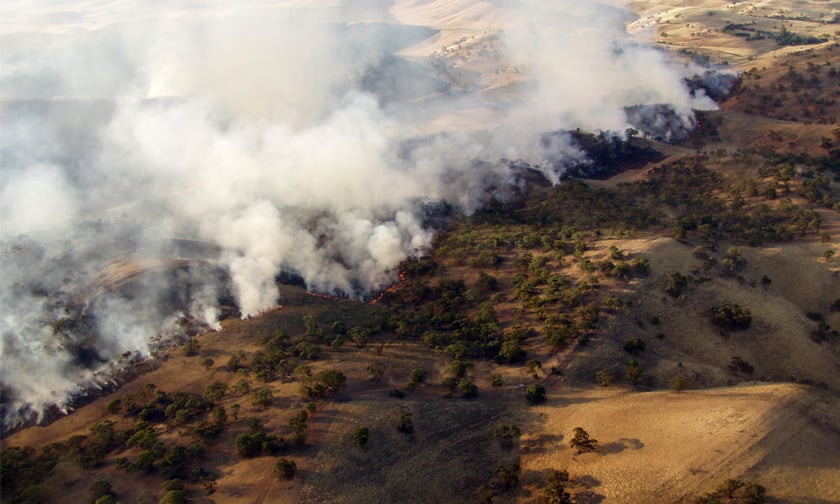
<box><xmin>0</xmin><ymin>0</ymin><xmax>713</xmax><ymax>428</ymax></box>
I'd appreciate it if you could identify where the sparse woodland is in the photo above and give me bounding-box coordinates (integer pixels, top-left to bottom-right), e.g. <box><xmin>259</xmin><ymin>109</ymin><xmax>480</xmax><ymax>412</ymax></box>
<box><xmin>3</xmin><ymin>4</ymin><xmax>840</xmax><ymax>504</ymax></box>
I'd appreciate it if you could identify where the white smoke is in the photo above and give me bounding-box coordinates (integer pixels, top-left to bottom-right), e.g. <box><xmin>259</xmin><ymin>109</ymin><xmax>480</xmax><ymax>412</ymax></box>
<box><xmin>0</xmin><ymin>0</ymin><xmax>714</xmax><ymax>428</ymax></box>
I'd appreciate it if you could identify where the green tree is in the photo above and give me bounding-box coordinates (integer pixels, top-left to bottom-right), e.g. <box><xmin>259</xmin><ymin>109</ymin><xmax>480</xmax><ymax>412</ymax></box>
<box><xmin>712</xmin><ymin>304</ymin><xmax>752</xmax><ymax>331</ymax></box>
<box><xmin>539</xmin><ymin>469</ymin><xmax>572</xmax><ymax>504</ymax></box>
<box><xmin>159</xmin><ymin>490</ymin><xmax>186</xmax><ymax>504</ymax></box>
<box><xmin>105</xmin><ymin>399</ymin><xmax>121</xmax><ymax>415</ymax></box>
<box><xmin>493</xmin><ymin>424</ymin><xmax>521</xmax><ymax>449</ymax></box>
<box><xmin>274</xmin><ymin>458</ymin><xmax>297</xmax><ymax>480</ymax></box>
<box><xmin>490</xmin><ymin>373</ymin><xmax>503</xmax><ymax>387</ymax></box>
<box><xmin>458</xmin><ymin>378</ymin><xmax>478</xmax><ymax>399</ymax></box>
<box><xmin>596</xmin><ymin>369</ymin><xmax>614</xmax><ymax>387</ymax></box>
<box><xmin>366</xmin><ymin>361</ymin><xmax>384</xmax><ymax>382</ymax></box>
<box><xmin>569</xmin><ymin>427</ymin><xmax>598</xmax><ymax>454</ymax></box>
<box><xmin>626</xmin><ymin>359</ymin><xmax>642</xmax><ymax>386</ymax></box>
<box><xmin>183</xmin><ymin>339</ymin><xmax>201</xmax><ymax>357</ymax></box>
<box><xmin>203</xmin><ymin>381</ymin><xmax>228</xmax><ymax>402</ymax></box>
<box><xmin>526</xmin><ymin>384</ymin><xmax>546</xmax><ymax>404</ymax></box>
<box><xmin>88</xmin><ymin>480</ymin><xmax>115</xmax><ymax>503</ymax></box>
<box><xmin>395</xmin><ymin>411</ymin><xmax>414</xmax><ymax>434</ymax></box>
<box><xmin>353</xmin><ymin>426</ymin><xmax>370</xmax><ymax>448</ymax></box>
<box><xmin>251</xmin><ymin>387</ymin><xmax>273</xmax><ymax>409</ymax></box>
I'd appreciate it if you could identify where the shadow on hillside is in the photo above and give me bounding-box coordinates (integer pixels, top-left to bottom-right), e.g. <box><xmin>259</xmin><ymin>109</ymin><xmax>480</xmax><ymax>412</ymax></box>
<box><xmin>599</xmin><ymin>437</ymin><xmax>644</xmax><ymax>455</ymax></box>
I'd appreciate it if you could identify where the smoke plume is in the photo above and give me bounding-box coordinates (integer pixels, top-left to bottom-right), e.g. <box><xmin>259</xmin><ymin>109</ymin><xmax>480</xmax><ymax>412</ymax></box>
<box><xmin>0</xmin><ymin>0</ymin><xmax>714</xmax><ymax>429</ymax></box>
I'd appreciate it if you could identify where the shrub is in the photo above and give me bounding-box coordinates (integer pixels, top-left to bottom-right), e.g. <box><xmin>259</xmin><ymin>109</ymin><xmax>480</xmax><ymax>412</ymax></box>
<box><xmin>366</xmin><ymin>361</ymin><xmax>384</xmax><ymax>382</ymax></box>
<box><xmin>409</xmin><ymin>368</ymin><xmax>427</xmax><ymax>384</ymax></box>
<box><xmin>596</xmin><ymin>370</ymin><xmax>614</xmax><ymax>387</ymax></box>
<box><xmin>493</xmin><ymin>424</ymin><xmax>521</xmax><ymax>449</ymax></box>
<box><xmin>490</xmin><ymin>373</ymin><xmax>503</xmax><ymax>387</ymax></box>
<box><xmin>526</xmin><ymin>384</ymin><xmax>546</xmax><ymax>404</ymax></box>
<box><xmin>88</xmin><ymin>480</ymin><xmax>114</xmax><ymax>503</ymax></box>
<box><xmin>569</xmin><ymin>427</ymin><xmax>598</xmax><ymax>454</ymax></box>
<box><xmin>626</xmin><ymin>359</ymin><xmax>642</xmax><ymax>386</ymax></box>
<box><xmin>183</xmin><ymin>340</ymin><xmax>201</xmax><ymax>357</ymax></box>
<box><xmin>458</xmin><ymin>379</ymin><xmax>478</xmax><ymax>399</ymax></box>
<box><xmin>712</xmin><ymin>304</ymin><xmax>752</xmax><ymax>331</ymax></box>
<box><xmin>395</xmin><ymin>411</ymin><xmax>414</xmax><ymax>434</ymax></box>
<box><xmin>623</xmin><ymin>338</ymin><xmax>646</xmax><ymax>355</ymax></box>
<box><xmin>250</xmin><ymin>388</ymin><xmax>273</xmax><ymax>409</ymax></box>
<box><xmin>159</xmin><ymin>490</ymin><xmax>186</xmax><ymax>504</ymax></box>
<box><xmin>274</xmin><ymin>458</ymin><xmax>297</xmax><ymax>480</ymax></box>
<box><xmin>353</xmin><ymin>427</ymin><xmax>370</xmax><ymax>448</ymax></box>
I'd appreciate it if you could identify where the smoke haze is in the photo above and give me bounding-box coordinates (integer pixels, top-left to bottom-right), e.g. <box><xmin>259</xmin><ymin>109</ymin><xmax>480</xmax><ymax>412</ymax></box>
<box><xmin>0</xmin><ymin>0</ymin><xmax>715</xmax><ymax>428</ymax></box>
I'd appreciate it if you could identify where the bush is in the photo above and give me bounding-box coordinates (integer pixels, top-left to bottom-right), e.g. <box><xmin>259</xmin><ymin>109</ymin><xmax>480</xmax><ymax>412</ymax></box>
<box><xmin>458</xmin><ymin>378</ymin><xmax>478</xmax><ymax>399</ymax></box>
<box><xmin>670</xmin><ymin>376</ymin><xmax>686</xmax><ymax>392</ymax></box>
<box><xmin>251</xmin><ymin>387</ymin><xmax>273</xmax><ymax>409</ymax></box>
<box><xmin>183</xmin><ymin>340</ymin><xmax>201</xmax><ymax>357</ymax></box>
<box><xmin>526</xmin><ymin>384</ymin><xmax>546</xmax><ymax>404</ymax></box>
<box><xmin>274</xmin><ymin>458</ymin><xmax>297</xmax><ymax>480</ymax></box>
<box><xmin>353</xmin><ymin>427</ymin><xmax>370</xmax><ymax>448</ymax></box>
<box><xmin>596</xmin><ymin>370</ymin><xmax>614</xmax><ymax>387</ymax></box>
<box><xmin>569</xmin><ymin>427</ymin><xmax>598</xmax><ymax>454</ymax></box>
<box><xmin>159</xmin><ymin>490</ymin><xmax>186</xmax><ymax>504</ymax></box>
<box><xmin>490</xmin><ymin>373</ymin><xmax>503</xmax><ymax>387</ymax></box>
<box><xmin>395</xmin><ymin>411</ymin><xmax>414</xmax><ymax>434</ymax></box>
<box><xmin>712</xmin><ymin>304</ymin><xmax>752</xmax><ymax>331</ymax></box>
<box><xmin>623</xmin><ymin>338</ymin><xmax>646</xmax><ymax>355</ymax></box>
<box><xmin>493</xmin><ymin>424</ymin><xmax>521</xmax><ymax>449</ymax></box>
<box><xmin>88</xmin><ymin>480</ymin><xmax>114</xmax><ymax>503</ymax></box>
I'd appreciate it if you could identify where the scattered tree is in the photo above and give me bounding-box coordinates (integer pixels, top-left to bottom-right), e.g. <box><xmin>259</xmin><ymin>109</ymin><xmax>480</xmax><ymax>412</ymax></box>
<box><xmin>712</xmin><ymin>304</ymin><xmax>752</xmax><ymax>331</ymax></box>
<box><xmin>526</xmin><ymin>384</ymin><xmax>547</xmax><ymax>404</ymax></box>
<box><xmin>274</xmin><ymin>458</ymin><xmax>297</xmax><ymax>481</ymax></box>
<box><xmin>596</xmin><ymin>370</ymin><xmax>614</xmax><ymax>387</ymax></box>
<box><xmin>395</xmin><ymin>411</ymin><xmax>414</xmax><ymax>434</ymax></box>
<box><xmin>353</xmin><ymin>427</ymin><xmax>370</xmax><ymax>448</ymax></box>
<box><xmin>569</xmin><ymin>427</ymin><xmax>598</xmax><ymax>454</ymax></box>
<box><xmin>626</xmin><ymin>359</ymin><xmax>642</xmax><ymax>386</ymax></box>
<box><xmin>493</xmin><ymin>424</ymin><xmax>521</xmax><ymax>449</ymax></box>
<box><xmin>183</xmin><ymin>340</ymin><xmax>201</xmax><ymax>357</ymax></box>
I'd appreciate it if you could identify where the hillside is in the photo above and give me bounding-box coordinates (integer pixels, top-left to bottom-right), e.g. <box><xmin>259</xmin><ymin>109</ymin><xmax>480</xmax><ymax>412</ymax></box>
<box><xmin>3</xmin><ymin>1</ymin><xmax>840</xmax><ymax>504</ymax></box>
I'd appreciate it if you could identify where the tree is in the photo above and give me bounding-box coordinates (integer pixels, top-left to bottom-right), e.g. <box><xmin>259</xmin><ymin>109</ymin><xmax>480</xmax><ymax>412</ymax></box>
<box><xmin>489</xmin><ymin>462</ymin><xmax>521</xmax><ymax>493</ymax></box>
<box><xmin>105</xmin><ymin>399</ymin><xmax>121</xmax><ymax>415</ymax></box>
<box><xmin>159</xmin><ymin>490</ymin><xmax>186</xmax><ymax>504</ymax></box>
<box><xmin>493</xmin><ymin>424</ymin><xmax>521</xmax><ymax>449</ymax></box>
<box><xmin>353</xmin><ymin>426</ymin><xmax>370</xmax><ymax>448</ymax></box>
<box><xmin>670</xmin><ymin>376</ymin><xmax>686</xmax><ymax>392</ymax></box>
<box><xmin>623</xmin><ymin>338</ymin><xmax>646</xmax><ymax>355</ymax></box>
<box><xmin>409</xmin><ymin>368</ymin><xmax>427</xmax><ymax>385</ymax></box>
<box><xmin>183</xmin><ymin>339</ymin><xmax>201</xmax><ymax>357</ymax></box>
<box><xmin>251</xmin><ymin>387</ymin><xmax>273</xmax><ymax>409</ymax></box>
<box><xmin>626</xmin><ymin>359</ymin><xmax>642</xmax><ymax>386</ymax></box>
<box><xmin>539</xmin><ymin>469</ymin><xmax>572</xmax><ymax>504</ymax></box>
<box><xmin>315</xmin><ymin>369</ymin><xmax>347</xmax><ymax>394</ymax></box>
<box><xmin>490</xmin><ymin>373</ymin><xmax>503</xmax><ymax>387</ymax></box>
<box><xmin>458</xmin><ymin>378</ymin><xmax>478</xmax><ymax>399</ymax></box>
<box><xmin>201</xmin><ymin>357</ymin><xmax>214</xmax><ymax>371</ymax></box>
<box><xmin>712</xmin><ymin>304</ymin><xmax>752</xmax><ymax>331</ymax></box>
<box><xmin>596</xmin><ymin>370</ymin><xmax>614</xmax><ymax>387</ymax></box>
<box><xmin>88</xmin><ymin>480</ymin><xmax>115</xmax><ymax>503</ymax></box>
<box><xmin>569</xmin><ymin>427</ymin><xmax>598</xmax><ymax>454</ymax></box>
<box><xmin>395</xmin><ymin>411</ymin><xmax>414</xmax><ymax>434</ymax></box>
<box><xmin>274</xmin><ymin>458</ymin><xmax>297</xmax><ymax>480</ymax></box>
<box><xmin>526</xmin><ymin>384</ymin><xmax>546</xmax><ymax>404</ymax></box>
<box><xmin>526</xmin><ymin>359</ymin><xmax>543</xmax><ymax>376</ymax></box>
<box><xmin>203</xmin><ymin>381</ymin><xmax>228</xmax><ymax>402</ymax></box>
<box><xmin>366</xmin><ymin>361</ymin><xmax>384</xmax><ymax>382</ymax></box>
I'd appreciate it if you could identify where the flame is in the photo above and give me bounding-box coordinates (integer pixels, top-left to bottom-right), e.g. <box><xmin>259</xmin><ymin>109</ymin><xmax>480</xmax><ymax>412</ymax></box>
<box><xmin>369</xmin><ymin>271</ymin><xmax>407</xmax><ymax>304</ymax></box>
